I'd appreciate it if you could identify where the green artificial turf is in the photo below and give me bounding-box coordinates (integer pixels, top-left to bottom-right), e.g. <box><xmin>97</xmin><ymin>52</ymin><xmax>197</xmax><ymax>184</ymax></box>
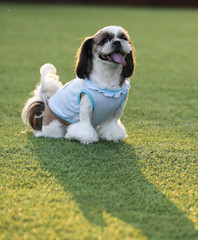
<box><xmin>0</xmin><ymin>3</ymin><xmax>198</xmax><ymax>240</ymax></box>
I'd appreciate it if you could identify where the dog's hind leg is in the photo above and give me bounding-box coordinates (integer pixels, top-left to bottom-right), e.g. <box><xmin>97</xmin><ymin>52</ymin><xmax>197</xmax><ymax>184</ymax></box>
<box><xmin>34</xmin><ymin>120</ymin><xmax>66</xmax><ymax>138</ymax></box>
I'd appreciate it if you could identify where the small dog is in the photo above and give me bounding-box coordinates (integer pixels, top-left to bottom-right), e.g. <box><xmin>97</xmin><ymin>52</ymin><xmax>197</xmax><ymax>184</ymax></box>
<box><xmin>22</xmin><ymin>26</ymin><xmax>135</xmax><ymax>144</ymax></box>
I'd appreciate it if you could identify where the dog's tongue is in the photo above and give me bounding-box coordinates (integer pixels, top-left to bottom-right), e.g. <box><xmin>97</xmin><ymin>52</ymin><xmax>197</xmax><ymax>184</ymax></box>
<box><xmin>111</xmin><ymin>52</ymin><xmax>127</xmax><ymax>66</ymax></box>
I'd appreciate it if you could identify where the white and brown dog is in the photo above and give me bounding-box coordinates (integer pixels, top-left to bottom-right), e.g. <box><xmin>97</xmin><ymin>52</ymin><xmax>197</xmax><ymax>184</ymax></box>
<box><xmin>22</xmin><ymin>26</ymin><xmax>135</xmax><ymax>144</ymax></box>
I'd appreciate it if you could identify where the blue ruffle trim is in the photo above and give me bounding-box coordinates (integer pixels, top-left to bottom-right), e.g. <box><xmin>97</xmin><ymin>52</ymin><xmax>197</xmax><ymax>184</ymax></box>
<box><xmin>84</xmin><ymin>78</ymin><xmax>130</xmax><ymax>98</ymax></box>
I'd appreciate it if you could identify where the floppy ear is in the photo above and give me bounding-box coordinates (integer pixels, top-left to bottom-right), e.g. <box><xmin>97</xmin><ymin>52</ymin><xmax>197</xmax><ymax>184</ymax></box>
<box><xmin>122</xmin><ymin>48</ymin><xmax>135</xmax><ymax>79</ymax></box>
<box><xmin>75</xmin><ymin>37</ymin><xmax>93</xmax><ymax>79</ymax></box>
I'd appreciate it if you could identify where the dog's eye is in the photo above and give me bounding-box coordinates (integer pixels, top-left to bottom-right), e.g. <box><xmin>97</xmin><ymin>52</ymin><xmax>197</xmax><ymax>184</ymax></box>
<box><xmin>101</xmin><ymin>38</ymin><xmax>111</xmax><ymax>44</ymax></box>
<box><xmin>120</xmin><ymin>36</ymin><xmax>128</xmax><ymax>41</ymax></box>
<box><xmin>118</xmin><ymin>33</ymin><xmax>128</xmax><ymax>41</ymax></box>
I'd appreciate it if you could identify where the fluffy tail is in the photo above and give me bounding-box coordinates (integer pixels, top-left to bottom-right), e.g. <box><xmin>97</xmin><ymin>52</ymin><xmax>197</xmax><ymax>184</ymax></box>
<box><xmin>21</xmin><ymin>63</ymin><xmax>63</xmax><ymax>131</ymax></box>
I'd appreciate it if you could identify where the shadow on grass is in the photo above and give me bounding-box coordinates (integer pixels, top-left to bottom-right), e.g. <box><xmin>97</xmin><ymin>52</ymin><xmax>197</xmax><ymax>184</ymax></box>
<box><xmin>30</xmin><ymin>137</ymin><xmax>197</xmax><ymax>239</ymax></box>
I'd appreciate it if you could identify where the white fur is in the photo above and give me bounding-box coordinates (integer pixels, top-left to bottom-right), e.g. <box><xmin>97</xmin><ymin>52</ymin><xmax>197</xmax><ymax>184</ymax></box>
<box><xmin>39</xmin><ymin>64</ymin><xmax>62</xmax><ymax>103</ymax></box>
<box><xmin>34</xmin><ymin>120</ymin><xmax>66</xmax><ymax>138</ymax></box>
<box><xmin>100</xmin><ymin>26</ymin><xmax>125</xmax><ymax>36</ymax></box>
<box><xmin>90</xmin><ymin>58</ymin><xmax>123</xmax><ymax>90</ymax></box>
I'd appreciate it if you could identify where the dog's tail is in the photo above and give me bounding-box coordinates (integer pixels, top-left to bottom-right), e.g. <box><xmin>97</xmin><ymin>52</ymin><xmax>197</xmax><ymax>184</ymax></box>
<box><xmin>21</xmin><ymin>63</ymin><xmax>63</xmax><ymax>131</ymax></box>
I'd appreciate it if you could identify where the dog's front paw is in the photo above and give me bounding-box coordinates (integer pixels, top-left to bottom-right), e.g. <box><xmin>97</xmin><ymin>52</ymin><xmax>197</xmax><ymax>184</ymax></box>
<box><xmin>97</xmin><ymin>120</ymin><xmax>127</xmax><ymax>142</ymax></box>
<box><xmin>65</xmin><ymin>122</ymin><xmax>99</xmax><ymax>144</ymax></box>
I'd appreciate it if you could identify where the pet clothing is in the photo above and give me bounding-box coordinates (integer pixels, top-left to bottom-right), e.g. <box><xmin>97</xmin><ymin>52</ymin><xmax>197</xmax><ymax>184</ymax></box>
<box><xmin>49</xmin><ymin>78</ymin><xmax>130</xmax><ymax>127</ymax></box>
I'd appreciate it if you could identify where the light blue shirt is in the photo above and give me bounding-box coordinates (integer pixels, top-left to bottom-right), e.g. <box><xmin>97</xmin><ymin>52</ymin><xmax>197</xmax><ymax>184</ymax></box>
<box><xmin>49</xmin><ymin>78</ymin><xmax>130</xmax><ymax>127</ymax></box>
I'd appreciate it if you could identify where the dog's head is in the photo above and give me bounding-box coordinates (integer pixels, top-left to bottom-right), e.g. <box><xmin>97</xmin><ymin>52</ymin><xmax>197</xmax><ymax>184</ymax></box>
<box><xmin>76</xmin><ymin>26</ymin><xmax>135</xmax><ymax>84</ymax></box>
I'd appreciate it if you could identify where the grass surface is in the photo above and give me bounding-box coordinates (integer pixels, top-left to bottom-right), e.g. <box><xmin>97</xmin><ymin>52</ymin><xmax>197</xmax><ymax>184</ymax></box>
<box><xmin>0</xmin><ymin>3</ymin><xmax>198</xmax><ymax>240</ymax></box>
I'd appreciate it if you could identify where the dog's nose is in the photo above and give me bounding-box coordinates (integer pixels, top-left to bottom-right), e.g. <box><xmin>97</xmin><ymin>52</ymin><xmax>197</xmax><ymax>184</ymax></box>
<box><xmin>113</xmin><ymin>41</ymin><xmax>122</xmax><ymax>52</ymax></box>
<box><xmin>113</xmin><ymin>41</ymin><xmax>121</xmax><ymax>47</ymax></box>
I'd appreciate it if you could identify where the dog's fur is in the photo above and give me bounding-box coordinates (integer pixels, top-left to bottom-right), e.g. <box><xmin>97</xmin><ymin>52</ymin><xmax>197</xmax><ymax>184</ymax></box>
<box><xmin>22</xmin><ymin>26</ymin><xmax>135</xmax><ymax>144</ymax></box>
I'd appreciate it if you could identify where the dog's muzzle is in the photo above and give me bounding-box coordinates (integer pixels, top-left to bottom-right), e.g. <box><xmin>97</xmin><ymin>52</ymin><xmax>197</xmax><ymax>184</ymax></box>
<box><xmin>99</xmin><ymin>41</ymin><xmax>127</xmax><ymax>67</ymax></box>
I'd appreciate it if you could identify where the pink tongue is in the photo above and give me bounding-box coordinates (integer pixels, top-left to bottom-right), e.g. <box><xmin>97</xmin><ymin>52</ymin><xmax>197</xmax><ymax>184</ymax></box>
<box><xmin>111</xmin><ymin>52</ymin><xmax>127</xmax><ymax>66</ymax></box>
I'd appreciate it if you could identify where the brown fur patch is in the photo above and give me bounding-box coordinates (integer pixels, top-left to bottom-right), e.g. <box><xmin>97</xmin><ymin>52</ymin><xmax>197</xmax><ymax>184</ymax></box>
<box><xmin>117</xmin><ymin>31</ymin><xmax>130</xmax><ymax>42</ymax></box>
<box><xmin>43</xmin><ymin>106</ymin><xmax>70</xmax><ymax>127</ymax></box>
<box><xmin>94</xmin><ymin>31</ymin><xmax>114</xmax><ymax>46</ymax></box>
<box><xmin>27</xmin><ymin>101</ymin><xmax>45</xmax><ymax>131</ymax></box>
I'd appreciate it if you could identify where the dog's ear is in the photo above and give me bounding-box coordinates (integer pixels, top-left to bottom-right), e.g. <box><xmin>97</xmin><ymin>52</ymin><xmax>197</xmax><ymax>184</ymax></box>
<box><xmin>76</xmin><ymin>37</ymin><xmax>93</xmax><ymax>79</ymax></box>
<box><xmin>122</xmin><ymin>48</ymin><xmax>135</xmax><ymax>79</ymax></box>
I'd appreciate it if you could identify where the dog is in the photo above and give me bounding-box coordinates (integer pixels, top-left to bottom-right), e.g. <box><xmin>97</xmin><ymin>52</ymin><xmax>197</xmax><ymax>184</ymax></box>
<box><xmin>21</xmin><ymin>26</ymin><xmax>135</xmax><ymax>144</ymax></box>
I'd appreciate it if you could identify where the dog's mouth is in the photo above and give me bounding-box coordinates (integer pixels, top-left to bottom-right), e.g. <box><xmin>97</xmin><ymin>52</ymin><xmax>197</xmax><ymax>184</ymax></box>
<box><xmin>99</xmin><ymin>51</ymin><xmax>127</xmax><ymax>67</ymax></box>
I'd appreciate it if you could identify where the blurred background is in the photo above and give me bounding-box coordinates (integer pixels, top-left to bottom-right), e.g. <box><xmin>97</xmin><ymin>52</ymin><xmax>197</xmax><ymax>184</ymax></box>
<box><xmin>1</xmin><ymin>0</ymin><xmax>198</xmax><ymax>7</ymax></box>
